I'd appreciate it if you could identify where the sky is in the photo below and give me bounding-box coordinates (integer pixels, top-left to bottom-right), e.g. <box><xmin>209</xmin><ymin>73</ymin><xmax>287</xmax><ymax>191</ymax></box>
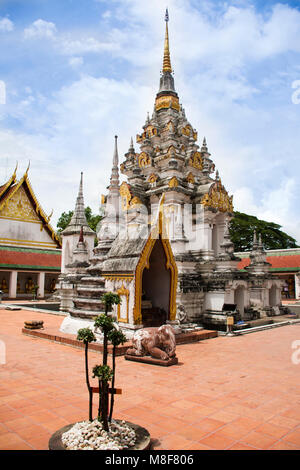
<box><xmin>0</xmin><ymin>0</ymin><xmax>300</xmax><ymax>243</ymax></box>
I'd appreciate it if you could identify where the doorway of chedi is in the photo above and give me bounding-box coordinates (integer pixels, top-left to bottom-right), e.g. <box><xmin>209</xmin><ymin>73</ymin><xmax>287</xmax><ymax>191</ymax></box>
<box><xmin>141</xmin><ymin>238</ymin><xmax>171</xmax><ymax>326</ymax></box>
<box><xmin>133</xmin><ymin>233</ymin><xmax>178</xmax><ymax>327</ymax></box>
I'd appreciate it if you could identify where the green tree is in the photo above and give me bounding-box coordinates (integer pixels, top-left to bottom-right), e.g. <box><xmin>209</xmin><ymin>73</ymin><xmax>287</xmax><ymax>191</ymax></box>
<box><xmin>229</xmin><ymin>211</ymin><xmax>298</xmax><ymax>252</ymax></box>
<box><xmin>84</xmin><ymin>207</ymin><xmax>102</xmax><ymax>232</ymax></box>
<box><xmin>56</xmin><ymin>210</ymin><xmax>73</xmax><ymax>233</ymax></box>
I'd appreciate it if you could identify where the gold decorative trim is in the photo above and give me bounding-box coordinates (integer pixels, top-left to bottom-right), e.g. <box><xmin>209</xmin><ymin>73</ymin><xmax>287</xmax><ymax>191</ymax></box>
<box><xmin>155</xmin><ymin>95</ymin><xmax>180</xmax><ymax>112</ymax></box>
<box><xmin>145</xmin><ymin>125</ymin><xmax>157</xmax><ymax>138</ymax></box>
<box><xmin>168</xmin><ymin>176</ymin><xmax>178</xmax><ymax>188</ymax></box>
<box><xmin>201</xmin><ymin>179</ymin><xmax>234</xmax><ymax>213</ymax></box>
<box><xmin>103</xmin><ymin>273</ymin><xmax>134</xmax><ymax>282</ymax></box>
<box><xmin>119</xmin><ymin>182</ymin><xmax>132</xmax><ymax>211</ymax></box>
<box><xmin>189</xmin><ymin>151</ymin><xmax>203</xmax><ymax>170</ymax></box>
<box><xmin>119</xmin><ymin>182</ymin><xmax>142</xmax><ymax>211</ymax></box>
<box><xmin>0</xmin><ymin>163</ymin><xmax>17</xmax><ymax>199</ymax></box>
<box><xmin>138</xmin><ymin>152</ymin><xmax>151</xmax><ymax>168</ymax></box>
<box><xmin>148</xmin><ymin>173</ymin><xmax>157</xmax><ymax>184</ymax></box>
<box><xmin>117</xmin><ymin>284</ymin><xmax>129</xmax><ymax>323</ymax></box>
<box><xmin>166</xmin><ymin>145</ymin><xmax>176</xmax><ymax>158</ymax></box>
<box><xmin>181</xmin><ymin>125</ymin><xmax>191</xmax><ymax>136</ymax></box>
<box><xmin>130</xmin><ymin>196</ymin><xmax>142</xmax><ymax>207</ymax></box>
<box><xmin>133</xmin><ymin>195</ymin><xmax>178</xmax><ymax>325</ymax></box>
<box><xmin>136</xmin><ymin>126</ymin><xmax>157</xmax><ymax>143</ymax></box>
<box><xmin>186</xmin><ymin>172</ymin><xmax>195</xmax><ymax>184</ymax></box>
<box><xmin>0</xmin><ymin>238</ymin><xmax>57</xmax><ymax>248</ymax></box>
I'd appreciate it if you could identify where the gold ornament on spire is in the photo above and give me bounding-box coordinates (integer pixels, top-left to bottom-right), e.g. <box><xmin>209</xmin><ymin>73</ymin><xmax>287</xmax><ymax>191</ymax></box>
<box><xmin>162</xmin><ymin>8</ymin><xmax>172</xmax><ymax>73</ymax></box>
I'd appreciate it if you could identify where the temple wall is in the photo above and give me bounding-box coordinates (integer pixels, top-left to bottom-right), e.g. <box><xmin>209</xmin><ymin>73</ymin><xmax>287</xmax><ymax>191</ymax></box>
<box><xmin>204</xmin><ymin>290</ymin><xmax>226</xmax><ymax>312</ymax></box>
<box><xmin>0</xmin><ymin>218</ymin><xmax>57</xmax><ymax>249</ymax></box>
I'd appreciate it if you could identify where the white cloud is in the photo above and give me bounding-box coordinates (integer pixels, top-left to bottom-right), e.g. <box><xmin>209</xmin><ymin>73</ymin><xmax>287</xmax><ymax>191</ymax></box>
<box><xmin>23</xmin><ymin>18</ymin><xmax>119</xmax><ymax>56</ymax></box>
<box><xmin>0</xmin><ymin>81</ymin><xmax>6</xmax><ymax>104</ymax></box>
<box><xmin>24</xmin><ymin>19</ymin><xmax>57</xmax><ymax>39</ymax></box>
<box><xmin>102</xmin><ymin>10</ymin><xmax>112</xmax><ymax>19</ymax></box>
<box><xmin>0</xmin><ymin>17</ymin><xmax>14</xmax><ymax>32</ymax></box>
<box><xmin>68</xmin><ymin>56</ymin><xmax>84</xmax><ymax>68</ymax></box>
<box><xmin>60</xmin><ymin>36</ymin><xmax>118</xmax><ymax>55</ymax></box>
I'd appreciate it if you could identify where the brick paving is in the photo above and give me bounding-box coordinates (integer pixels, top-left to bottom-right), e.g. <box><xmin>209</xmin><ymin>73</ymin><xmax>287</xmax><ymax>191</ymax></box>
<box><xmin>0</xmin><ymin>306</ymin><xmax>300</xmax><ymax>450</ymax></box>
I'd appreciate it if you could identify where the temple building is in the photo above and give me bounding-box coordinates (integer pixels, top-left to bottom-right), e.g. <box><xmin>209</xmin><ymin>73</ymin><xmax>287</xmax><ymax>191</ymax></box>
<box><xmin>58</xmin><ymin>11</ymin><xmax>284</xmax><ymax>335</ymax></box>
<box><xmin>237</xmin><ymin>248</ymin><xmax>300</xmax><ymax>301</ymax></box>
<box><xmin>0</xmin><ymin>164</ymin><xmax>61</xmax><ymax>299</ymax></box>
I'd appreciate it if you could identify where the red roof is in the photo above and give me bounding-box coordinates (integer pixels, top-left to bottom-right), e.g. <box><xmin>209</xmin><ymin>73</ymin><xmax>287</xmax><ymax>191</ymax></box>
<box><xmin>238</xmin><ymin>255</ymin><xmax>300</xmax><ymax>271</ymax></box>
<box><xmin>0</xmin><ymin>248</ymin><xmax>61</xmax><ymax>270</ymax></box>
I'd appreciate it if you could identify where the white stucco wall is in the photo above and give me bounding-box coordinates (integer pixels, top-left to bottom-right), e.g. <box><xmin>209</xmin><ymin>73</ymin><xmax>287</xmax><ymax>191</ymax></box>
<box><xmin>0</xmin><ymin>218</ymin><xmax>57</xmax><ymax>248</ymax></box>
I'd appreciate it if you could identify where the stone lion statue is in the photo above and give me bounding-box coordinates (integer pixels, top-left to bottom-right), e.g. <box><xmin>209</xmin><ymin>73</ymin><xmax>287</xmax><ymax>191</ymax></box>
<box><xmin>126</xmin><ymin>324</ymin><xmax>176</xmax><ymax>361</ymax></box>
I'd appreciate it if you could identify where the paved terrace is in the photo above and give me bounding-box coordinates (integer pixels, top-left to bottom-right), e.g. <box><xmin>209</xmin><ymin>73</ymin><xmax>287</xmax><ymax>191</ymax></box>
<box><xmin>0</xmin><ymin>307</ymin><xmax>300</xmax><ymax>450</ymax></box>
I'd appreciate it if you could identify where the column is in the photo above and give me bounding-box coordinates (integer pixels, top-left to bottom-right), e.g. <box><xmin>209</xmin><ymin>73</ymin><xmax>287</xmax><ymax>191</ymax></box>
<box><xmin>295</xmin><ymin>273</ymin><xmax>300</xmax><ymax>300</ymax></box>
<box><xmin>8</xmin><ymin>271</ymin><xmax>18</xmax><ymax>299</ymax></box>
<box><xmin>37</xmin><ymin>272</ymin><xmax>45</xmax><ymax>299</ymax></box>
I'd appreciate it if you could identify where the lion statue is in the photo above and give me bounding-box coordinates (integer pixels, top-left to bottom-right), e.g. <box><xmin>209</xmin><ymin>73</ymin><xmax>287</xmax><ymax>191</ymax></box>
<box><xmin>126</xmin><ymin>324</ymin><xmax>176</xmax><ymax>361</ymax></box>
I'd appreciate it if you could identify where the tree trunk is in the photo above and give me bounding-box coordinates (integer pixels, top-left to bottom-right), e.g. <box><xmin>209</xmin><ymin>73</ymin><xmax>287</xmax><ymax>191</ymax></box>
<box><xmin>101</xmin><ymin>381</ymin><xmax>109</xmax><ymax>432</ymax></box>
<box><xmin>109</xmin><ymin>345</ymin><xmax>116</xmax><ymax>422</ymax></box>
<box><xmin>84</xmin><ymin>342</ymin><xmax>93</xmax><ymax>422</ymax></box>
<box><xmin>98</xmin><ymin>379</ymin><xmax>102</xmax><ymax>421</ymax></box>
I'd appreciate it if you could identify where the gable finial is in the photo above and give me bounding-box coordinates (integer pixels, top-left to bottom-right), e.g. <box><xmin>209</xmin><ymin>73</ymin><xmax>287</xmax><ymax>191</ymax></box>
<box><xmin>24</xmin><ymin>161</ymin><xmax>30</xmax><ymax>178</ymax></box>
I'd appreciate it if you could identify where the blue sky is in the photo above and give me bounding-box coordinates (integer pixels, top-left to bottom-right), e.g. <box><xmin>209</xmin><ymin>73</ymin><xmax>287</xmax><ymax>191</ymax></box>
<box><xmin>0</xmin><ymin>0</ymin><xmax>300</xmax><ymax>243</ymax></box>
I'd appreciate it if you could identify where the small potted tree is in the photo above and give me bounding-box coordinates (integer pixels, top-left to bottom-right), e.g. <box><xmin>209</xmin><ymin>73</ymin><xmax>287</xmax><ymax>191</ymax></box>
<box><xmin>48</xmin><ymin>292</ymin><xmax>150</xmax><ymax>450</ymax></box>
<box><xmin>31</xmin><ymin>284</ymin><xmax>39</xmax><ymax>301</ymax></box>
<box><xmin>76</xmin><ymin>328</ymin><xmax>96</xmax><ymax>422</ymax></box>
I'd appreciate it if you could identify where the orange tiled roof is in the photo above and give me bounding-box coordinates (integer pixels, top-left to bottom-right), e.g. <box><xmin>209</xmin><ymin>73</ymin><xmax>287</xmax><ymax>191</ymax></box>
<box><xmin>237</xmin><ymin>255</ymin><xmax>300</xmax><ymax>271</ymax></box>
<box><xmin>0</xmin><ymin>247</ymin><xmax>61</xmax><ymax>270</ymax></box>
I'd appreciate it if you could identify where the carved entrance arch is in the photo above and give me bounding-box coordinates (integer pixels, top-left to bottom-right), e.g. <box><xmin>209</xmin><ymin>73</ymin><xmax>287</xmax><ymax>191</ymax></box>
<box><xmin>133</xmin><ymin>198</ymin><xmax>178</xmax><ymax>325</ymax></box>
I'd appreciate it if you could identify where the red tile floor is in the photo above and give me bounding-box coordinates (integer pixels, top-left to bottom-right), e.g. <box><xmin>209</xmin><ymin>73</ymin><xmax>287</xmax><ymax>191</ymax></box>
<box><xmin>0</xmin><ymin>307</ymin><xmax>300</xmax><ymax>450</ymax></box>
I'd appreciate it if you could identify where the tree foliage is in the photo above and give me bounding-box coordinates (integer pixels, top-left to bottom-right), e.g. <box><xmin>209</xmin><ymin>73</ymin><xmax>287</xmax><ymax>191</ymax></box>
<box><xmin>229</xmin><ymin>211</ymin><xmax>298</xmax><ymax>252</ymax></box>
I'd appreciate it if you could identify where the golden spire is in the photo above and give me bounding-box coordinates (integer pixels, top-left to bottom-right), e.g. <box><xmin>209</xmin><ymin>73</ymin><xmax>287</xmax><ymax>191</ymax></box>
<box><xmin>162</xmin><ymin>8</ymin><xmax>172</xmax><ymax>73</ymax></box>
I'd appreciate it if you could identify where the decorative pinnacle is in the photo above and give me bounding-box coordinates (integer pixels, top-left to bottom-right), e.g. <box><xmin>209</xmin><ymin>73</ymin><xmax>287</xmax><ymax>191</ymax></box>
<box><xmin>201</xmin><ymin>137</ymin><xmax>208</xmax><ymax>151</ymax></box>
<box><xmin>109</xmin><ymin>135</ymin><xmax>120</xmax><ymax>190</ymax></box>
<box><xmin>62</xmin><ymin>172</ymin><xmax>94</xmax><ymax>234</ymax></box>
<box><xmin>113</xmin><ymin>135</ymin><xmax>118</xmax><ymax>168</ymax></box>
<box><xmin>253</xmin><ymin>230</ymin><xmax>258</xmax><ymax>248</ymax></box>
<box><xmin>162</xmin><ymin>8</ymin><xmax>172</xmax><ymax>73</ymax></box>
<box><xmin>129</xmin><ymin>136</ymin><xmax>135</xmax><ymax>152</ymax></box>
<box><xmin>165</xmin><ymin>7</ymin><xmax>169</xmax><ymax>22</ymax></box>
